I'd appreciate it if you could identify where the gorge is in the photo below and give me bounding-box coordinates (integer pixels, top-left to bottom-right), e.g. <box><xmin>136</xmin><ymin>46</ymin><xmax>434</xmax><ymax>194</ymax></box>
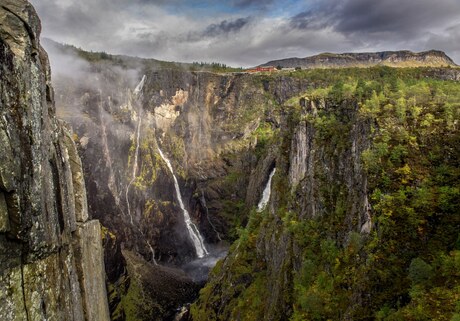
<box><xmin>1</xmin><ymin>1</ymin><xmax>459</xmax><ymax>320</ymax></box>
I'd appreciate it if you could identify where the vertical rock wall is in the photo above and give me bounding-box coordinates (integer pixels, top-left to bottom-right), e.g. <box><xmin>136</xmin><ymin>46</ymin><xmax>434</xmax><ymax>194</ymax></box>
<box><xmin>0</xmin><ymin>1</ymin><xmax>109</xmax><ymax>320</ymax></box>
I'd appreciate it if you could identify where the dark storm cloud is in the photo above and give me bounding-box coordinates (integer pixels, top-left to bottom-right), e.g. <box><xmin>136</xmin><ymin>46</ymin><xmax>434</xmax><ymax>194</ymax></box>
<box><xmin>336</xmin><ymin>0</ymin><xmax>460</xmax><ymax>35</ymax></box>
<box><xmin>289</xmin><ymin>10</ymin><xmax>331</xmax><ymax>30</ymax></box>
<box><xmin>284</xmin><ymin>0</ymin><xmax>460</xmax><ymax>64</ymax></box>
<box><xmin>423</xmin><ymin>23</ymin><xmax>460</xmax><ymax>63</ymax></box>
<box><xmin>232</xmin><ymin>0</ymin><xmax>274</xmax><ymax>8</ymax></box>
<box><xmin>290</xmin><ymin>0</ymin><xmax>460</xmax><ymax>37</ymax></box>
<box><xmin>203</xmin><ymin>17</ymin><xmax>251</xmax><ymax>37</ymax></box>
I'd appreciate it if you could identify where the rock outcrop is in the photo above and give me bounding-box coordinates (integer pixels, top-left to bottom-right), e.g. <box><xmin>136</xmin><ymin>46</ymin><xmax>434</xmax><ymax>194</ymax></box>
<box><xmin>0</xmin><ymin>1</ymin><xmax>109</xmax><ymax>320</ymax></box>
<box><xmin>261</xmin><ymin>50</ymin><xmax>457</xmax><ymax>69</ymax></box>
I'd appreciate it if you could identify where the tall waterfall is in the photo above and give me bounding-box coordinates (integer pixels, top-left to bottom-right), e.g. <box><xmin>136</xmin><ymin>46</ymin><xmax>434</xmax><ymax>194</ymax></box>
<box><xmin>98</xmin><ymin>89</ymin><xmax>120</xmax><ymax>206</ymax></box>
<box><xmin>125</xmin><ymin>114</ymin><xmax>141</xmax><ymax>225</ymax></box>
<box><xmin>125</xmin><ymin>75</ymin><xmax>146</xmax><ymax>225</ymax></box>
<box><xmin>133</xmin><ymin>75</ymin><xmax>146</xmax><ymax>95</ymax></box>
<box><xmin>157</xmin><ymin>147</ymin><xmax>209</xmax><ymax>258</ymax></box>
<box><xmin>257</xmin><ymin>168</ymin><xmax>276</xmax><ymax>212</ymax></box>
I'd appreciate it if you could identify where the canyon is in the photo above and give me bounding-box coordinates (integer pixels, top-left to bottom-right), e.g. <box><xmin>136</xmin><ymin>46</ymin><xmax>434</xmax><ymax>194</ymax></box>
<box><xmin>1</xmin><ymin>1</ymin><xmax>459</xmax><ymax>320</ymax></box>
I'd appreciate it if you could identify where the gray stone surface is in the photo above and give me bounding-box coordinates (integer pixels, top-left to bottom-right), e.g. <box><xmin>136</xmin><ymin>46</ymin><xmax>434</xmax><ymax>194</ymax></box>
<box><xmin>0</xmin><ymin>1</ymin><xmax>109</xmax><ymax>320</ymax></box>
<box><xmin>73</xmin><ymin>220</ymin><xmax>110</xmax><ymax>321</ymax></box>
<box><xmin>0</xmin><ymin>193</ymin><xmax>9</xmax><ymax>232</ymax></box>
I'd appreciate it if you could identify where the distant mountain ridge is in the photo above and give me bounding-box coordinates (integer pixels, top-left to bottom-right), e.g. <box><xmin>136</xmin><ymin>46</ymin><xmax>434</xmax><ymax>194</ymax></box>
<box><xmin>260</xmin><ymin>50</ymin><xmax>457</xmax><ymax>69</ymax></box>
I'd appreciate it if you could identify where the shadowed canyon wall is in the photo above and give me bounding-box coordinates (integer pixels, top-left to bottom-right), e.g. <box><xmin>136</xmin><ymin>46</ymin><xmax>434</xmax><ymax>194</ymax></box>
<box><xmin>0</xmin><ymin>1</ymin><xmax>109</xmax><ymax>320</ymax></box>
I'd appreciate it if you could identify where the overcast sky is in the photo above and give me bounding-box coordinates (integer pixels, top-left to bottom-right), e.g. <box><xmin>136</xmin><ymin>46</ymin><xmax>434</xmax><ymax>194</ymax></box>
<box><xmin>30</xmin><ymin>0</ymin><xmax>460</xmax><ymax>67</ymax></box>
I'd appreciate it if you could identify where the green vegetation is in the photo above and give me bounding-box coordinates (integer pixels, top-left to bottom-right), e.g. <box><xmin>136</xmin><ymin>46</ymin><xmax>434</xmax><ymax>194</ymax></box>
<box><xmin>53</xmin><ymin>42</ymin><xmax>243</xmax><ymax>73</ymax></box>
<box><xmin>251</xmin><ymin>120</ymin><xmax>279</xmax><ymax>159</ymax></box>
<box><xmin>129</xmin><ymin>128</ymin><xmax>162</xmax><ymax>191</ymax></box>
<box><xmin>191</xmin><ymin>208</ymin><xmax>272</xmax><ymax>320</ymax></box>
<box><xmin>192</xmin><ymin>67</ymin><xmax>460</xmax><ymax>320</ymax></box>
<box><xmin>189</xmin><ymin>61</ymin><xmax>244</xmax><ymax>73</ymax></box>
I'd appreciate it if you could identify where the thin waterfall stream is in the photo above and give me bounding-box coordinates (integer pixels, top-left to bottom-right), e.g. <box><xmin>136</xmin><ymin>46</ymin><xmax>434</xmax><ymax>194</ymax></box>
<box><xmin>125</xmin><ymin>113</ymin><xmax>141</xmax><ymax>225</ymax></box>
<box><xmin>257</xmin><ymin>168</ymin><xmax>276</xmax><ymax>212</ymax></box>
<box><xmin>125</xmin><ymin>75</ymin><xmax>146</xmax><ymax>225</ymax></box>
<box><xmin>124</xmin><ymin>75</ymin><xmax>159</xmax><ymax>265</ymax></box>
<box><xmin>98</xmin><ymin>89</ymin><xmax>119</xmax><ymax>206</ymax></box>
<box><xmin>201</xmin><ymin>189</ymin><xmax>222</xmax><ymax>241</ymax></box>
<box><xmin>157</xmin><ymin>147</ymin><xmax>209</xmax><ymax>258</ymax></box>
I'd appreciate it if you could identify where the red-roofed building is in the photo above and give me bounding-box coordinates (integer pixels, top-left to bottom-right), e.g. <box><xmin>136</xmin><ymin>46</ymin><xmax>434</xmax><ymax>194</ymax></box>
<box><xmin>246</xmin><ymin>66</ymin><xmax>277</xmax><ymax>73</ymax></box>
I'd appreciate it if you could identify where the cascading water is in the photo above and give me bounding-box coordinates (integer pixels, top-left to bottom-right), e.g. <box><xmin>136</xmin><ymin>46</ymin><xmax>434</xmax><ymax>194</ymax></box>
<box><xmin>201</xmin><ymin>190</ymin><xmax>222</xmax><ymax>241</ymax></box>
<box><xmin>123</xmin><ymin>75</ymin><xmax>159</xmax><ymax>265</ymax></box>
<box><xmin>133</xmin><ymin>75</ymin><xmax>146</xmax><ymax>96</ymax></box>
<box><xmin>98</xmin><ymin>89</ymin><xmax>120</xmax><ymax>206</ymax></box>
<box><xmin>125</xmin><ymin>75</ymin><xmax>146</xmax><ymax>225</ymax></box>
<box><xmin>257</xmin><ymin>168</ymin><xmax>276</xmax><ymax>212</ymax></box>
<box><xmin>146</xmin><ymin>240</ymin><xmax>158</xmax><ymax>265</ymax></box>
<box><xmin>157</xmin><ymin>147</ymin><xmax>209</xmax><ymax>258</ymax></box>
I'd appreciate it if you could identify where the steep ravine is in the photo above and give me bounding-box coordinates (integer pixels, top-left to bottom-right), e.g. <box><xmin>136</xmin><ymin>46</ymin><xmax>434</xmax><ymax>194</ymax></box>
<box><xmin>192</xmin><ymin>71</ymin><xmax>460</xmax><ymax>320</ymax></box>
<box><xmin>45</xmin><ymin>40</ymin><xmax>460</xmax><ymax>319</ymax></box>
<box><xmin>0</xmin><ymin>1</ymin><xmax>109</xmax><ymax>320</ymax></box>
<box><xmin>45</xmin><ymin>41</ymin><xmax>312</xmax><ymax>319</ymax></box>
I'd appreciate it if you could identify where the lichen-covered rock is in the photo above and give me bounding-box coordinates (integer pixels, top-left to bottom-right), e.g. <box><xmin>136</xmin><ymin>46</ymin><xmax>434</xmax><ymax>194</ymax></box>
<box><xmin>0</xmin><ymin>1</ymin><xmax>109</xmax><ymax>320</ymax></box>
<box><xmin>73</xmin><ymin>220</ymin><xmax>110</xmax><ymax>321</ymax></box>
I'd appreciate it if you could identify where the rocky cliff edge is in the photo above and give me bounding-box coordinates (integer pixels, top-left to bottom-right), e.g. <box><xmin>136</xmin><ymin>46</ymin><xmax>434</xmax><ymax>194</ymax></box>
<box><xmin>0</xmin><ymin>1</ymin><xmax>110</xmax><ymax>320</ymax></box>
<box><xmin>261</xmin><ymin>50</ymin><xmax>457</xmax><ymax>69</ymax></box>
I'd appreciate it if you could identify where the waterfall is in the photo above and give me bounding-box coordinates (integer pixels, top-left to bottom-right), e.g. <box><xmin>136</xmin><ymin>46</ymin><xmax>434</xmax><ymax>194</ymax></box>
<box><xmin>133</xmin><ymin>75</ymin><xmax>146</xmax><ymax>96</ymax></box>
<box><xmin>360</xmin><ymin>194</ymin><xmax>372</xmax><ymax>234</ymax></box>
<box><xmin>157</xmin><ymin>147</ymin><xmax>209</xmax><ymax>258</ymax></box>
<box><xmin>257</xmin><ymin>168</ymin><xmax>276</xmax><ymax>212</ymax></box>
<box><xmin>146</xmin><ymin>240</ymin><xmax>158</xmax><ymax>265</ymax></box>
<box><xmin>125</xmin><ymin>75</ymin><xmax>146</xmax><ymax>225</ymax></box>
<box><xmin>201</xmin><ymin>189</ymin><xmax>222</xmax><ymax>241</ymax></box>
<box><xmin>98</xmin><ymin>89</ymin><xmax>120</xmax><ymax>206</ymax></box>
<box><xmin>125</xmin><ymin>114</ymin><xmax>142</xmax><ymax>225</ymax></box>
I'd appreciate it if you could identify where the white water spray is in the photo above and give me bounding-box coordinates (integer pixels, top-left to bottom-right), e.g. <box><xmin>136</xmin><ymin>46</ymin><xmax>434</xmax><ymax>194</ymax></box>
<box><xmin>157</xmin><ymin>147</ymin><xmax>209</xmax><ymax>258</ymax></box>
<box><xmin>257</xmin><ymin>168</ymin><xmax>276</xmax><ymax>212</ymax></box>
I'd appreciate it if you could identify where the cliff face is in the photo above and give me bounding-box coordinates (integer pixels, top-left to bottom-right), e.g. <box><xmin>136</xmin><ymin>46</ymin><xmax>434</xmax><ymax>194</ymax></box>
<box><xmin>190</xmin><ymin>96</ymin><xmax>374</xmax><ymax>321</ymax></box>
<box><xmin>0</xmin><ymin>1</ymin><xmax>109</xmax><ymax>320</ymax></box>
<box><xmin>192</xmin><ymin>69</ymin><xmax>460</xmax><ymax>320</ymax></box>
<box><xmin>262</xmin><ymin>50</ymin><xmax>457</xmax><ymax>69</ymax></box>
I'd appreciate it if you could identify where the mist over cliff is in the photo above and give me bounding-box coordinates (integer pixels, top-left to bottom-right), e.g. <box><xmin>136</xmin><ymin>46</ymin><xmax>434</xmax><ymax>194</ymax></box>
<box><xmin>1</xmin><ymin>1</ymin><xmax>459</xmax><ymax>320</ymax></box>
